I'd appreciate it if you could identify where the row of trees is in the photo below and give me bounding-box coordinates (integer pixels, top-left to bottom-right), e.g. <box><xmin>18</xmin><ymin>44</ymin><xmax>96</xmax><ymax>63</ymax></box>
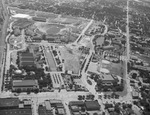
<box><xmin>15</xmin><ymin>88</ymin><xmax>39</xmax><ymax>94</ymax></box>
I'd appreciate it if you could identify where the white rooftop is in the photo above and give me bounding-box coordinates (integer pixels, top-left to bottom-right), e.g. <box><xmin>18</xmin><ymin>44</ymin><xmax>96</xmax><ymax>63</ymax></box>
<box><xmin>102</xmin><ymin>60</ymin><xmax>110</xmax><ymax>64</ymax></box>
<box><xmin>12</xmin><ymin>14</ymin><xmax>31</xmax><ymax>19</ymax></box>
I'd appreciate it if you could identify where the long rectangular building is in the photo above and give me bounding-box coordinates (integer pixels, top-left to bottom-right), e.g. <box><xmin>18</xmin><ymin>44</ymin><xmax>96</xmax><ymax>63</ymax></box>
<box><xmin>0</xmin><ymin>98</ymin><xmax>20</xmax><ymax>108</ymax></box>
<box><xmin>19</xmin><ymin>52</ymin><xmax>35</xmax><ymax>67</ymax></box>
<box><xmin>0</xmin><ymin>98</ymin><xmax>32</xmax><ymax>115</ymax></box>
<box><xmin>12</xmin><ymin>80</ymin><xmax>39</xmax><ymax>91</ymax></box>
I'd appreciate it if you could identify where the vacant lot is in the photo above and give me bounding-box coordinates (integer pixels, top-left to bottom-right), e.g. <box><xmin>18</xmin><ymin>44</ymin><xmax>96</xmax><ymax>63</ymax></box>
<box><xmin>59</xmin><ymin>46</ymin><xmax>80</xmax><ymax>75</ymax></box>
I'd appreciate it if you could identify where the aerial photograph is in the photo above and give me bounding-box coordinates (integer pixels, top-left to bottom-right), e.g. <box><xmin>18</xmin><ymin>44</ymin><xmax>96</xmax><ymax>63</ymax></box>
<box><xmin>0</xmin><ymin>0</ymin><xmax>150</xmax><ymax>115</ymax></box>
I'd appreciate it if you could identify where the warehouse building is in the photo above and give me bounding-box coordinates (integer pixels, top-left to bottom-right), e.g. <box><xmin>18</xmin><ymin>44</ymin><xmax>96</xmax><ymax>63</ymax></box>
<box><xmin>19</xmin><ymin>52</ymin><xmax>35</xmax><ymax>67</ymax></box>
<box><xmin>12</xmin><ymin>80</ymin><xmax>39</xmax><ymax>91</ymax></box>
<box><xmin>0</xmin><ymin>98</ymin><xmax>32</xmax><ymax>115</ymax></box>
<box><xmin>85</xmin><ymin>101</ymin><xmax>100</xmax><ymax>111</ymax></box>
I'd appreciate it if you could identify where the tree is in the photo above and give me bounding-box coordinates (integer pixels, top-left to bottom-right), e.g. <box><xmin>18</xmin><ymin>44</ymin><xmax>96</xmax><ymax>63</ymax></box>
<box><xmin>34</xmin><ymin>89</ymin><xmax>39</xmax><ymax>94</ymax></box>
<box><xmin>138</xmin><ymin>82</ymin><xmax>142</xmax><ymax>86</ymax></box>
<box><xmin>97</xmin><ymin>79</ymin><xmax>103</xmax><ymax>91</ymax></box>
<box><xmin>132</xmin><ymin>73</ymin><xmax>137</xmax><ymax>79</ymax></box>
<box><xmin>103</xmin><ymin>87</ymin><xmax>109</xmax><ymax>92</ymax></box>
<box><xmin>16</xmin><ymin>88</ymin><xmax>21</xmax><ymax>93</ymax></box>
<box><xmin>81</xmin><ymin>107</ymin><xmax>85</xmax><ymax>112</ymax></box>
<box><xmin>113</xmin><ymin>81</ymin><xmax>118</xmax><ymax>87</ymax></box>
<box><xmin>27</xmin><ymin>88</ymin><xmax>31</xmax><ymax>94</ymax></box>
<box><xmin>114</xmin><ymin>104</ymin><xmax>120</xmax><ymax>113</ymax></box>
<box><xmin>42</xmin><ymin>34</ymin><xmax>46</xmax><ymax>40</ymax></box>
<box><xmin>116</xmin><ymin>85</ymin><xmax>124</xmax><ymax>92</ymax></box>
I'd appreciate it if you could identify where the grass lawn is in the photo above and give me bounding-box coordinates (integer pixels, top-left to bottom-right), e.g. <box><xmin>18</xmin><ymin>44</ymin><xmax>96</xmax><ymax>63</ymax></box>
<box><xmin>103</xmin><ymin>62</ymin><xmax>124</xmax><ymax>77</ymax></box>
<box><xmin>35</xmin><ymin>22</ymin><xmax>65</xmax><ymax>34</ymax></box>
<box><xmin>36</xmin><ymin>12</ymin><xmax>58</xmax><ymax>19</ymax></box>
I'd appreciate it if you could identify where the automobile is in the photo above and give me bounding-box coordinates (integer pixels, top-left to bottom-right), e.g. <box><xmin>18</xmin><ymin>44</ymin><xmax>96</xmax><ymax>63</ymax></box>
<box><xmin>115</xmin><ymin>94</ymin><xmax>119</xmax><ymax>99</ymax></box>
<box><xmin>98</xmin><ymin>95</ymin><xmax>102</xmax><ymax>99</ymax></box>
<box><xmin>111</xmin><ymin>94</ymin><xmax>115</xmax><ymax>99</ymax></box>
<box><xmin>14</xmin><ymin>93</ymin><xmax>19</xmax><ymax>96</ymax></box>
<box><xmin>90</xmin><ymin>95</ymin><xmax>95</xmax><ymax>100</ymax></box>
<box><xmin>82</xmin><ymin>95</ymin><xmax>85</xmax><ymax>100</ymax></box>
<box><xmin>107</xmin><ymin>95</ymin><xmax>111</xmax><ymax>99</ymax></box>
<box><xmin>104</xmin><ymin>95</ymin><xmax>107</xmax><ymax>99</ymax></box>
<box><xmin>86</xmin><ymin>95</ymin><xmax>90</xmax><ymax>100</ymax></box>
<box><xmin>78</xmin><ymin>95</ymin><xmax>83</xmax><ymax>100</ymax></box>
<box><xmin>87</xmin><ymin>79</ymin><xmax>92</xmax><ymax>85</ymax></box>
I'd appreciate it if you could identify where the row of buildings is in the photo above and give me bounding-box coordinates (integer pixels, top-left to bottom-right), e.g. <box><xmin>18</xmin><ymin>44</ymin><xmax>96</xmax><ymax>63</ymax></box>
<box><xmin>69</xmin><ymin>100</ymin><xmax>101</xmax><ymax>115</ymax></box>
<box><xmin>0</xmin><ymin>98</ymin><xmax>32</xmax><ymax>115</ymax></box>
<box><xmin>18</xmin><ymin>52</ymin><xmax>35</xmax><ymax>67</ymax></box>
<box><xmin>0</xmin><ymin>98</ymin><xmax>66</xmax><ymax>115</ymax></box>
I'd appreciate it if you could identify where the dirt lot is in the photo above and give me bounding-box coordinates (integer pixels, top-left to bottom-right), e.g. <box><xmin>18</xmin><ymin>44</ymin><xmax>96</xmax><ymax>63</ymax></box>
<box><xmin>59</xmin><ymin>46</ymin><xmax>81</xmax><ymax>75</ymax></box>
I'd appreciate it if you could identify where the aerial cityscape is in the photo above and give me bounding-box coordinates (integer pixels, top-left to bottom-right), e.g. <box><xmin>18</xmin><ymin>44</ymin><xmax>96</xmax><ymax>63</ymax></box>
<box><xmin>0</xmin><ymin>0</ymin><xmax>150</xmax><ymax>115</ymax></box>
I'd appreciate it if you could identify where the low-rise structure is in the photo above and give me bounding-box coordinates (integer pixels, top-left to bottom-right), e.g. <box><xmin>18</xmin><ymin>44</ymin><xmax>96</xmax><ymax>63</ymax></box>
<box><xmin>39</xmin><ymin>100</ymin><xmax>66</xmax><ymax>115</ymax></box>
<box><xmin>100</xmin><ymin>74</ymin><xmax>116</xmax><ymax>85</ymax></box>
<box><xmin>12</xmin><ymin>80</ymin><xmax>39</xmax><ymax>91</ymax></box>
<box><xmin>85</xmin><ymin>101</ymin><xmax>100</xmax><ymax>111</ymax></box>
<box><xmin>0</xmin><ymin>98</ymin><xmax>32</xmax><ymax>115</ymax></box>
<box><xmin>19</xmin><ymin>52</ymin><xmax>35</xmax><ymax>67</ymax></box>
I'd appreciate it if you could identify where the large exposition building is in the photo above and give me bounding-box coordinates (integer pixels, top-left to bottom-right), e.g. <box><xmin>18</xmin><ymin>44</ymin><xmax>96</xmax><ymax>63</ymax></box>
<box><xmin>12</xmin><ymin>80</ymin><xmax>39</xmax><ymax>91</ymax></box>
<box><xmin>18</xmin><ymin>52</ymin><xmax>35</xmax><ymax>67</ymax></box>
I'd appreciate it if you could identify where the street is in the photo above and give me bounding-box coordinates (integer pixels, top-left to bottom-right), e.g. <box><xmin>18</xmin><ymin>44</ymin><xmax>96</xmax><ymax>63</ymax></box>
<box><xmin>0</xmin><ymin>0</ymin><xmax>9</xmax><ymax>93</ymax></box>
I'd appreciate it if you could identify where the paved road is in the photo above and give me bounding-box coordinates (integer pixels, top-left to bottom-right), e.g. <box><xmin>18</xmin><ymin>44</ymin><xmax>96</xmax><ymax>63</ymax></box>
<box><xmin>126</xmin><ymin>0</ymin><xmax>130</xmax><ymax>60</ymax></box>
<box><xmin>74</xmin><ymin>19</ymin><xmax>94</xmax><ymax>44</ymax></box>
<box><xmin>124</xmin><ymin>0</ymin><xmax>132</xmax><ymax>98</ymax></box>
<box><xmin>0</xmin><ymin>0</ymin><xmax>9</xmax><ymax>93</ymax></box>
<box><xmin>116</xmin><ymin>0</ymin><xmax>132</xmax><ymax>102</ymax></box>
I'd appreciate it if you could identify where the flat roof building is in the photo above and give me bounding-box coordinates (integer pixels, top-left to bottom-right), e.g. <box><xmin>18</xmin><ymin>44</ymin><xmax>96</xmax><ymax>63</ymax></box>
<box><xmin>20</xmin><ymin>53</ymin><xmax>33</xmax><ymax>57</ymax></box>
<box><xmin>38</xmin><ymin>105</ymin><xmax>53</xmax><ymax>115</ymax></box>
<box><xmin>21</xmin><ymin>58</ymin><xmax>34</xmax><ymax>61</ymax></box>
<box><xmin>132</xmin><ymin>90</ymin><xmax>139</xmax><ymax>99</ymax></box>
<box><xmin>101</xmin><ymin>74</ymin><xmax>115</xmax><ymax>83</ymax></box>
<box><xmin>45</xmin><ymin>101</ymin><xmax>51</xmax><ymax>110</ymax></box>
<box><xmin>19</xmin><ymin>52</ymin><xmax>35</xmax><ymax>67</ymax></box>
<box><xmin>85</xmin><ymin>101</ymin><xmax>100</xmax><ymax>111</ymax></box>
<box><xmin>69</xmin><ymin>101</ymin><xmax>85</xmax><ymax>106</ymax></box>
<box><xmin>0</xmin><ymin>98</ymin><xmax>20</xmax><ymax>108</ymax></box>
<box><xmin>20</xmin><ymin>61</ymin><xmax>35</xmax><ymax>66</ymax></box>
<box><xmin>0</xmin><ymin>98</ymin><xmax>32</xmax><ymax>115</ymax></box>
